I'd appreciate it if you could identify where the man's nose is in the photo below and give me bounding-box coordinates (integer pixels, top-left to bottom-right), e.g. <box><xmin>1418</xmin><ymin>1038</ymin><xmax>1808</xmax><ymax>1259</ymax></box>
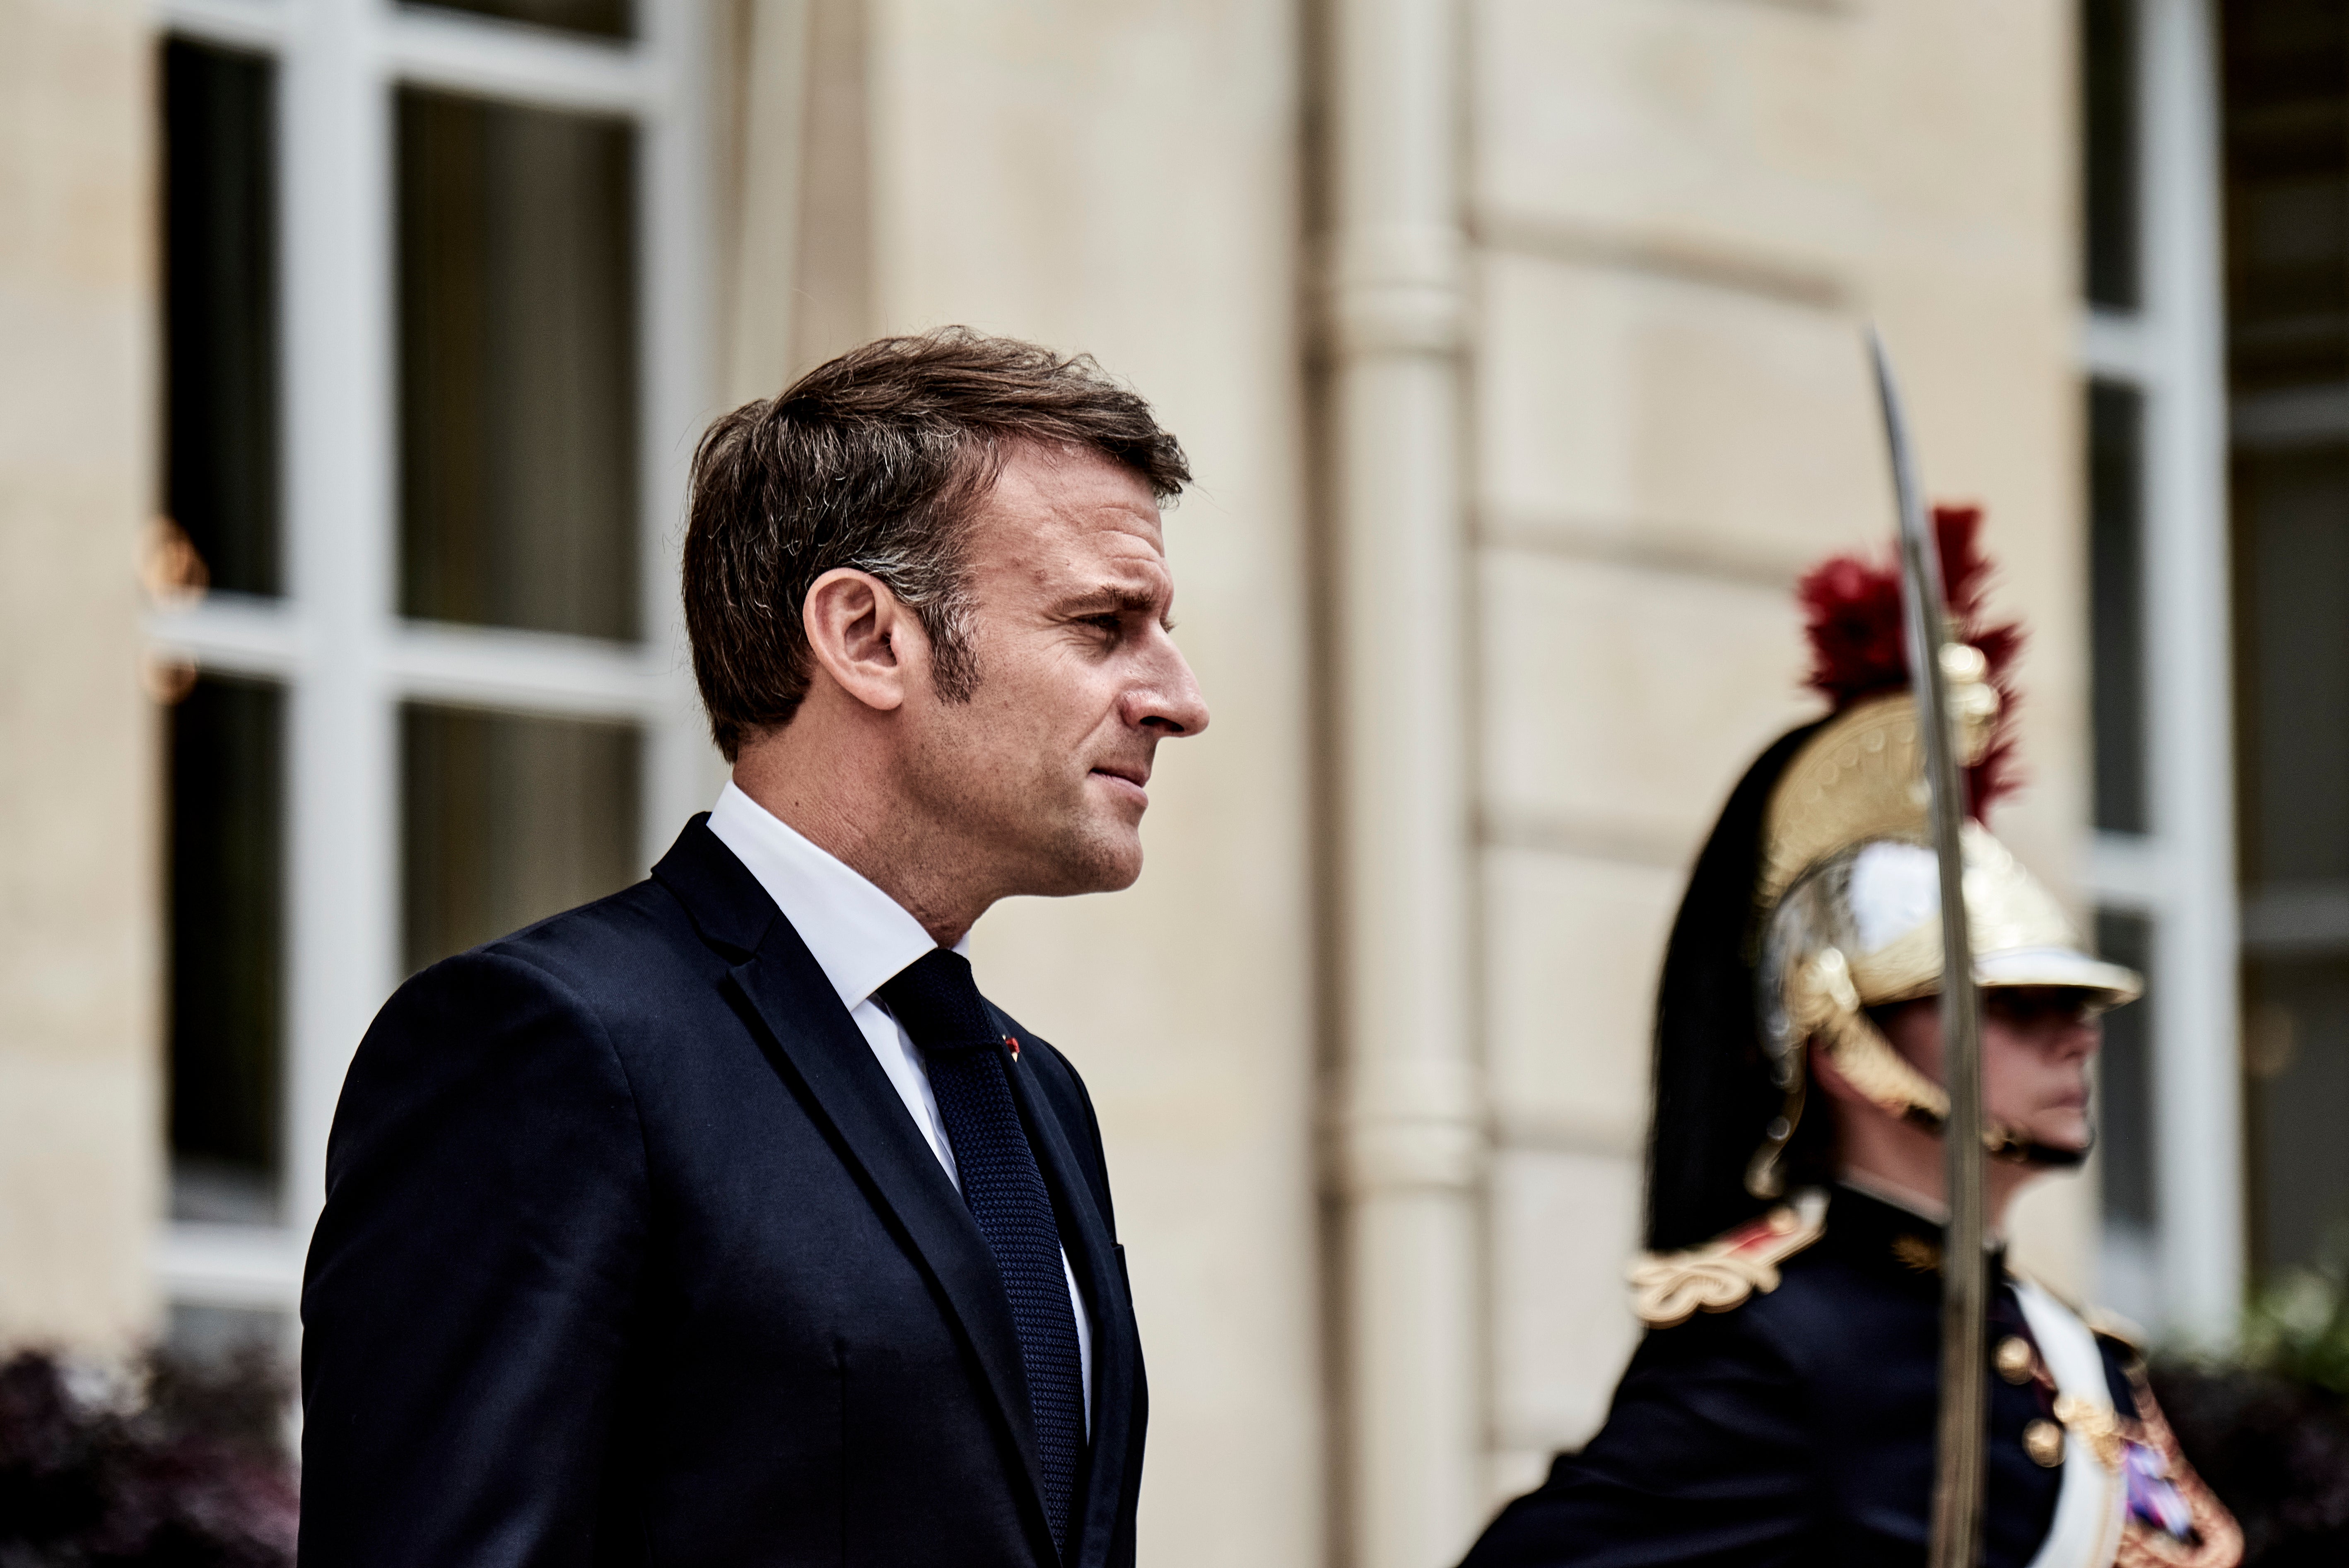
<box><xmin>1128</xmin><ymin>636</ymin><xmax>1210</xmax><ymax>737</ymax></box>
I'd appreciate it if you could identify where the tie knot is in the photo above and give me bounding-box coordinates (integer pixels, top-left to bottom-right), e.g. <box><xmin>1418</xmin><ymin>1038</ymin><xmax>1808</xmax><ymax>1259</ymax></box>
<box><xmin>877</xmin><ymin>948</ymin><xmax>1001</xmax><ymax>1055</ymax></box>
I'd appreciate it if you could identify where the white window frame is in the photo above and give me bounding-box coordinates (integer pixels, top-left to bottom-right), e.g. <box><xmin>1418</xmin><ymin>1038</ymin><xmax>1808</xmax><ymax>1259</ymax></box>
<box><xmin>2076</xmin><ymin>0</ymin><xmax>2241</xmax><ymax>1345</ymax></box>
<box><xmin>146</xmin><ymin>0</ymin><xmax>714</xmax><ymax>1329</ymax></box>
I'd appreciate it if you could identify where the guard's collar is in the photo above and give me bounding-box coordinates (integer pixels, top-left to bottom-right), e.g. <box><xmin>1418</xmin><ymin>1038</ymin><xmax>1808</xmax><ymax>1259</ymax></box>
<box><xmin>1828</xmin><ymin>1180</ymin><xmax>2009</xmax><ymax>1277</ymax></box>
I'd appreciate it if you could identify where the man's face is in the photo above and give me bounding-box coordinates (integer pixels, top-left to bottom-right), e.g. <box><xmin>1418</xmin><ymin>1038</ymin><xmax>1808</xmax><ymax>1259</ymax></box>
<box><xmin>1876</xmin><ymin>988</ymin><xmax>2104</xmax><ymax>1154</ymax></box>
<box><xmin>897</xmin><ymin>441</ymin><xmax>1208</xmax><ymax>899</ymax></box>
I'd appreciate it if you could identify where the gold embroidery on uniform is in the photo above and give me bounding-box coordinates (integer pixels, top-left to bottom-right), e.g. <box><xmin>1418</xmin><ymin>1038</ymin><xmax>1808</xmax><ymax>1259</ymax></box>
<box><xmin>2111</xmin><ymin>1366</ymin><xmax>2242</xmax><ymax>1568</ymax></box>
<box><xmin>1891</xmin><ymin>1234</ymin><xmax>1942</xmax><ymax>1274</ymax></box>
<box><xmin>1627</xmin><ymin>1195</ymin><xmax>1827</xmax><ymax>1328</ymax></box>
<box><xmin>2052</xmin><ymin>1394</ymin><xmax>2126</xmax><ymax>1472</ymax></box>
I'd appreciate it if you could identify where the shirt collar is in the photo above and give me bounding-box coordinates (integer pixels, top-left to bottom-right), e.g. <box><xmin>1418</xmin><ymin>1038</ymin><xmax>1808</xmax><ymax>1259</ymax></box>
<box><xmin>705</xmin><ymin>780</ymin><xmax>967</xmax><ymax>1014</ymax></box>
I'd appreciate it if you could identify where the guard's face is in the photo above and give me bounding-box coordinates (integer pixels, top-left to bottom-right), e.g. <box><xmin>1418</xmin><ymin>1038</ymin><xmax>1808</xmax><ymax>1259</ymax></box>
<box><xmin>898</xmin><ymin>441</ymin><xmax>1208</xmax><ymax>898</ymax></box>
<box><xmin>1877</xmin><ymin>988</ymin><xmax>2103</xmax><ymax>1154</ymax></box>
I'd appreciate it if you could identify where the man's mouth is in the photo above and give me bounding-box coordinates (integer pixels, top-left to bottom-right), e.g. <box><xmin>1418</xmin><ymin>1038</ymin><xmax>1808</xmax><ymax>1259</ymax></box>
<box><xmin>1089</xmin><ymin>763</ymin><xmax>1150</xmax><ymax>804</ymax></box>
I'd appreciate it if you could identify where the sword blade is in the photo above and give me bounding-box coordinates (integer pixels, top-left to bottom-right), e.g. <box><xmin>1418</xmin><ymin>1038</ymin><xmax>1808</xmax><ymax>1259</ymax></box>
<box><xmin>1868</xmin><ymin>327</ymin><xmax>1989</xmax><ymax>1568</ymax></box>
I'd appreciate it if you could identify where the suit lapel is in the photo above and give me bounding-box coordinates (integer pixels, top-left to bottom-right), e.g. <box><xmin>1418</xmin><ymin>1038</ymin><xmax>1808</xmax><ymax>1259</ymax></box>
<box><xmin>654</xmin><ymin>821</ymin><xmax>1058</xmax><ymax>1556</ymax></box>
<box><xmin>997</xmin><ymin>1025</ymin><xmax>1138</xmax><ymax>1568</ymax></box>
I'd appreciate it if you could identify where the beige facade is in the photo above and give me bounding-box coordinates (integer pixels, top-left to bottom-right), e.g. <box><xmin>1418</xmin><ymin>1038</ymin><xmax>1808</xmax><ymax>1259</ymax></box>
<box><xmin>0</xmin><ymin>0</ymin><xmax>161</xmax><ymax>1350</ymax></box>
<box><xmin>1469</xmin><ymin>0</ymin><xmax>2098</xmax><ymax>1509</ymax></box>
<box><xmin>0</xmin><ymin>0</ymin><xmax>2101</xmax><ymax>1564</ymax></box>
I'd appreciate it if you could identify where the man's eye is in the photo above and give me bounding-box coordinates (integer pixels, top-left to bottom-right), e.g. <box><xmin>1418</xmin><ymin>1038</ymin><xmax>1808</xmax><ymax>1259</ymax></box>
<box><xmin>1083</xmin><ymin>614</ymin><xmax>1122</xmax><ymax>633</ymax></box>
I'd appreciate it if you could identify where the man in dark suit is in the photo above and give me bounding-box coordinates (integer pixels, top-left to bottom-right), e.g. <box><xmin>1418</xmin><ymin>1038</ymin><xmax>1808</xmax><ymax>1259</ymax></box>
<box><xmin>298</xmin><ymin>329</ymin><xmax>1210</xmax><ymax>1568</ymax></box>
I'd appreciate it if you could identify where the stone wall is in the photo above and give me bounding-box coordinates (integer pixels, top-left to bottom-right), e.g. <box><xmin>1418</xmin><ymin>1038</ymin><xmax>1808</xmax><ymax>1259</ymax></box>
<box><xmin>0</xmin><ymin>0</ymin><xmax>160</xmax><ymax>1349</ymax></box>
<box><xmin>1469</xmin><ymin>0</ymin><xmax>2092</xmax><ymax>1496</ymax></box>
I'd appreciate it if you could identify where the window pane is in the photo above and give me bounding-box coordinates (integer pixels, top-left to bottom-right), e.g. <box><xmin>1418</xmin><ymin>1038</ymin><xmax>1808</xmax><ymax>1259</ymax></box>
<box><xmin>402</xmin><ymin>705</ymin><xmax>642</xmax><ymax>971</ymax></box>
<box><xmin>2095</xmin><ymin>910</ymin><xmax>2156</xmax><ymax>1228</ymax></box>
<box><xmin>162</xmin><ymin>39</ymin><xmax>280</xmax><ymax>597</ymax></box>
<box><xmin>2235</xmin><ymin>443</ymin><xmax>2349</xmax><ymax>885</ymax></box>
<box><xmin>2221</xmin><ymin>0</ymin><xmax>2347</xmax><ymax>395</ymax></box>
<box><xmin>2245</xmin><ymin>959</ymin><xmax>2349</xmax><ymax>1275</ymax></box>
<box><xmin>166</xmin><ymin>1302</ymin><xmax>291</xmax><ymax>1369</ymax></box>
<box><xmin>406</xmin><ymin>0</ymin><xmax>632</xmax><ymax>41</ymax></box>
<box><xmin>398</xmin><ymin>89</ymin><xmax>639</xmax><ymax>641</ymax></box>
<box><xmin>2226</xmin><ymin>2</ymin><xmax>2349</xmax><ymax>1290</ymax></box>
<box><xmin>2081</xmin><ymin>0</ymin><xmax>2139</xmax><ymax>308</ymax></box>
<box><xmin>168</xmin><ymin>675</ymin><xmax>284</xmax><ymax>1226</ymax></box>
<box><xmin>2088</xmin><ymin>380</ymin><xmax>2148</xmax><ymax>834</ymax></box>
<box><xmin>2095</xmin><ymin>910</ymin><xmax>2158</xmax><ymax>1319</ymax></box>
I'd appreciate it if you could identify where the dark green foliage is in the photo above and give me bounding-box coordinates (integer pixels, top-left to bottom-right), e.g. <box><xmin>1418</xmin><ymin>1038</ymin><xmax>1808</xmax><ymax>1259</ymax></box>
<box><xmin>2153</xmin><ymin>1255</ymin><xmax>2349</xmax><ymax>1565</ymax></box>
<box><xmin>2243</xmin><ymin>1264</ymin><xmax>2349</xmax><ymax>1399</ymax></box>
<box><xmin>2152</xmin><ymin>1358</ymin><xmax>2349</xmax><ymax>1567</ymax></box>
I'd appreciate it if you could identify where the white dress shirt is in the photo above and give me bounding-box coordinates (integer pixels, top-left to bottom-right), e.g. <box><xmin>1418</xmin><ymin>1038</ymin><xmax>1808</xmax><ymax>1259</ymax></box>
<box><xmin>706</xmin><ymin>782</ymin><xmax>1093</xmax><ymax>1427</ymax></box>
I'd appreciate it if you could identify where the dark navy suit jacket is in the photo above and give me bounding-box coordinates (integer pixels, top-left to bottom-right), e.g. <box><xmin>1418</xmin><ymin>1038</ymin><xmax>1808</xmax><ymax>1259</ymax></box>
<box><xmin>299</xmin><ymin>816</ymin><xmax>1146</xmax><ymax>1568</ymax></box>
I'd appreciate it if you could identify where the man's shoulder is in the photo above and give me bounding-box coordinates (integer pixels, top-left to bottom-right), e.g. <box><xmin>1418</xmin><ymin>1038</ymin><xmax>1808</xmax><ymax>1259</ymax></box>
<box><xmin>1627</xmin><ymin>1193</ymin><xmax>1950</xmax><ymax>1385</ymax></box>
<box><xmin>1628</xmin><ymin>1195</ymin><xmax>1828</xmax><ymax>1331</ymax></box>
<box><xmin>485</xmin><ymin>877</ymin><xmax>705</xmax><ymax>986</ymax></box>
<box><xmin>392</xmin><ymin>876</ymin><xmax>721</xmax><ymax>1035</ymax></box>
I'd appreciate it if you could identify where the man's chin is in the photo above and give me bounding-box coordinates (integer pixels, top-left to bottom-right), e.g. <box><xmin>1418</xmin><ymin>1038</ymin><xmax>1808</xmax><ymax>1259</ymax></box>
<box><xmin>1021</xmin><ymin>823</ymin><xmax>1143</xmax><ymax>898</ymax></box>
<box><xmin>1080</xmin><ymin>833</ymin><xmax>1145</xmax><ymax>893</ymax></box>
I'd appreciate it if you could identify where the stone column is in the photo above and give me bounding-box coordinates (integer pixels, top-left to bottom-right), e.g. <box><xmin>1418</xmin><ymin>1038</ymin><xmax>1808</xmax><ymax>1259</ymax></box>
<box><xmin>1322</xmin><ymin>0</ymin><xmax>1482</xmax><ymax>1563</ymax></box>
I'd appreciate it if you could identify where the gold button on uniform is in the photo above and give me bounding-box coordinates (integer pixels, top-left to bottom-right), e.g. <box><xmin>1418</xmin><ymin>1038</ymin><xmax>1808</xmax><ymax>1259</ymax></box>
<box><xmin>2023</xmin><ymin>1419</ymin><xmax>2065</xmax><ymax>1468</ymax></box>
<box><xmin>1995</xmin><ymin>1336</ymin><xmax>2036</xmax><ymax>1385</ymax></box>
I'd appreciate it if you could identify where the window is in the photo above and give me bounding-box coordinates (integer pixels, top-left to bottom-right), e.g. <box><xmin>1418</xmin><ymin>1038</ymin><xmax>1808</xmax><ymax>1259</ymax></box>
<box><xmin>2076</xmin><ymin>0</ymin><xmax>2240</xmax><ymax>1341</ymax></box>
<box><xmin>2093</xmin><ymin>910</ymin><xmax>2158</xmax><ymax>1306</ymax></box>
<box><xmin>2083</xmin><ymin>0</ymin><xmax>2141</xmax><ymax>310</ymax></box>
<box><xmin>2222</xmin><ymin>0</ymin><xmax>2349</xmax><ymax>1283</ymax></box>
<box><xmin>148</xmin><ymin>0</ymin><xmax>710</xmax><ymax>1341</ymax></box>
<box><xmin>397</xmin><ymin>86</ymin><xmax>642</xmax><ymax>641</ymax></box>
<box><xmin>168</xmin><ymin>675</ymin><xmax>287</xmax><ymax>1226</ymax></box>
<box><xmin>2088</xmin><ymin>379</ymin><xmax>2149</xmax><ymax>837</ymax></box>
<box><xmin>402</xmin><ymin>705</ymin><xmax>644</xmax><ymax>970</ymax></box>
<box><xmin>163</xmin><ymin>39</ymin><xmax>280</xmax><ymax>600</ymax></box>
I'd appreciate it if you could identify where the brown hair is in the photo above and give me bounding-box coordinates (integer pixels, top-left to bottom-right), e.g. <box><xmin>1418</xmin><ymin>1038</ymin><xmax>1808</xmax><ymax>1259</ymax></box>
<box><xmin>683</xmin><ymin>328</ymin><xmax>1191</xmax><ymax>760</ymax></box>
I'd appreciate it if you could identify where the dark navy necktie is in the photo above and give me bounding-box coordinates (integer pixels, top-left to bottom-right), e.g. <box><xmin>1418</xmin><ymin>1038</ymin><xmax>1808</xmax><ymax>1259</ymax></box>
<box><xmin>878</xmin><ymin>948</ymin><xmax>1084</xmax><ymax>1555</ymax></box>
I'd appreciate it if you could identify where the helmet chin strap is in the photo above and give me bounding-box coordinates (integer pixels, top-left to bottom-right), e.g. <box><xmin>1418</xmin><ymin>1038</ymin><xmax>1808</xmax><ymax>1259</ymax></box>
<box><xmin>2007</xmin><ymin>1129</ymin><xmax>2091</xmax><ymax>1170</ymax></box>
<box><xmin>1746</xmin><ymin>949</ymin><xmax>2091</xmax><ymax>1198</ymax></box>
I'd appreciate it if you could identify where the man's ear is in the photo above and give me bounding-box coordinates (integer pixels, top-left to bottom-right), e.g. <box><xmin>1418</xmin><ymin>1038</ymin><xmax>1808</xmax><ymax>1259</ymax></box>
<box><xmin>803</xmin><ymin>568</ymin><xmax>929</xmax><ymax>714</ymax></box>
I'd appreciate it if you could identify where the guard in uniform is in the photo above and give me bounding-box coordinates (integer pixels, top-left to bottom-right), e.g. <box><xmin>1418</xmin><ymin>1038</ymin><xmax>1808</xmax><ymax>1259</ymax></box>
<box><xmin>1461</xmin><ymin>512</ymin><xmax>2240</xmax><ymax>1568</ymax></box>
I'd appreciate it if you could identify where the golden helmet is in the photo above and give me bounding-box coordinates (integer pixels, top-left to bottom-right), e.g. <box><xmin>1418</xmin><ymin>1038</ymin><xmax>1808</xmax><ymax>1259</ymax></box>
<box><xmin>1642</xmin><ymin>508</ymin><xmax>2142</xmax><ymax>1245</ymax></box>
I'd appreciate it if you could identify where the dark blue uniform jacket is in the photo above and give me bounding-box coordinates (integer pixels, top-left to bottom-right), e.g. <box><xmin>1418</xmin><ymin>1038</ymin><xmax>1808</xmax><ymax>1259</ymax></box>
<box><xmin>1463</xmin><ymin>1186</ymin><xmax>2138</xmax><ymax>1568</ymax></box>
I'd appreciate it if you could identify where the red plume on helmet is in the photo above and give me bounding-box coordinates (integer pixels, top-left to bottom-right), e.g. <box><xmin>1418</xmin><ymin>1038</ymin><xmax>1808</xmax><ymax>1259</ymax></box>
<box><xmin>1792</xmin><ymin>505</ymin><xmax>2023</xmax><ymax>820</ymax></box>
